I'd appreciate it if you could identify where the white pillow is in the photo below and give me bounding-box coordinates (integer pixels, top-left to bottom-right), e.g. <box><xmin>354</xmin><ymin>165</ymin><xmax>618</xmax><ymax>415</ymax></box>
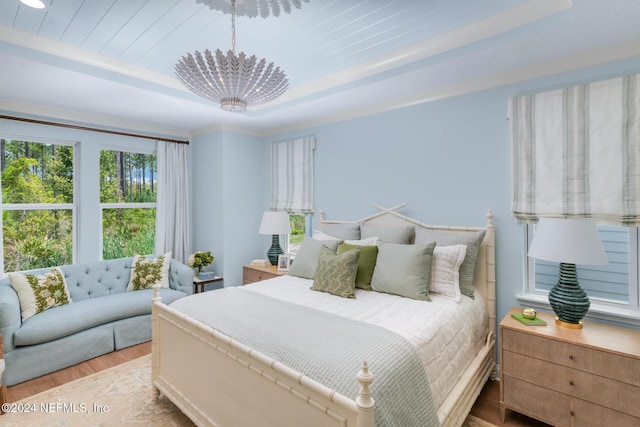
<box><xmin>9</xmin><ymin>268</ymin><xmax>73</xmax><ymax>321</ymax></box>
<box><xmin>313</xmin><ymin>230</ymin><xmax>379</xmax><ymax>246</ymax></box>
<box><xmin>127</xmin><ymin>252</ymin><xmax>172</xmax><ymax>291</ymax></box>
<box><xmin>429</xmin><ymin>245</ymin><xmax>467</xmax><ymax>302</ymax></box>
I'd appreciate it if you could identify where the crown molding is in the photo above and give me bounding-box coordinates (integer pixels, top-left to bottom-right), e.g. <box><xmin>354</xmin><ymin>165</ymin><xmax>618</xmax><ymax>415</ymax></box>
<box><xmin>262</xmin><ymin>35</ymin><xmax>640</xmax><ymax>137</ymax></box>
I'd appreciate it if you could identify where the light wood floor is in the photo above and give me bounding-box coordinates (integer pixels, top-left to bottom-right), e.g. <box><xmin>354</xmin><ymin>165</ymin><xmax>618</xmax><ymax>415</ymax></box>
<box><xmin>7</xmin><ymin>344</ymin><xmax>550</xmax><ymax>426</ymax></box>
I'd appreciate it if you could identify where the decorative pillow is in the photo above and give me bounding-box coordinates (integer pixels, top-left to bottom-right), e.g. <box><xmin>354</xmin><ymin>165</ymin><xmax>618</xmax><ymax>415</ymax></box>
<box><xmin>415</xmin><ymin>230</ymin><xmax>486</xmax><ymax>299</ymax></box>
<box><xmin>337</xmin><ymin>243</ymin><xmax>378</xmax><ymax>290</ymax></box>
<box><xmin>9</xmin><ymin>268</ymin><xmax>73</xmax><ymax>321</ymax></box>
<box><xmin>127</xmin><ymin>252</ymin><xmax>172</xmax><ymax>291</ymax></box>
<box><xmin>314</xmin><ymin>230</ymin><xmax>379</xmax><ymax>247</ymax></box>
<box><xmin>311</xmin><ymin>245</ymin><xmax>361</xmax><ymax>298</ymax></box>
<box><xmin>430</xmin><ymin>245</ymin><xmax>467</xmax><ymax>302</ymax></box>
<box><xmin>312</xmin><ymin>230</ymin><xmax>341</xmax><ymax>242</ymax></box>
<box><xmin>370</xmin><ymin>241</ymin><xmax>436</xmax><ymax>301</ymax></box>
<box><xmin>361</xmin><ymin>222</ymin><xmax>415</xmax><ymax>244</ymax></box>
<box><xmin>320</xmin><ymin>222</ymin><xmax>361</xmax><ymax>240</ymax></box>
<box><xmin>289</xmin><ymin>237</ymin><xmax>342</xmax><ymax>279</ymax></box>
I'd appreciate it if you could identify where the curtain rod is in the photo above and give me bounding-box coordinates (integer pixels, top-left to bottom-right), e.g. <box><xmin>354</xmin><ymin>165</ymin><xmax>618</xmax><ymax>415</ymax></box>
<box><xmin>0</xmin><ymin>115</ymin><xmax>189</xmax><ymax>145</ymax></box>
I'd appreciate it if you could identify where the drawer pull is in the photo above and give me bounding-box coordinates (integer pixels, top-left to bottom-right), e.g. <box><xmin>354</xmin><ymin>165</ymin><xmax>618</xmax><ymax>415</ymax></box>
<box><xmin>569</xmin><ymin>380</ymin><xmax>574</xmax><ymax>386</ymax></box>
<box><xmin>570</xmin><ymin>411</ymin><xmax>575</xmax><ymax>417</ymax></box>
<box><xmin>569</xmin><ymin>353</ymin><xmax>574</xmax><ymax>360</ymax></box>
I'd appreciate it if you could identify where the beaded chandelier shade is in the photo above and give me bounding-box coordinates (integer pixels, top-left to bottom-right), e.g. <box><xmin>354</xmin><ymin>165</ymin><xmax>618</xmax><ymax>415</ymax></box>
<box><xmin>175</xmin><ymin>0</ymin><xmax>292</xmax><ymax>112</ymax></box>
<box><xmin>196</xmin><ymin>0</ymin><xmax>308</xmax><ymax>18</ymax></box>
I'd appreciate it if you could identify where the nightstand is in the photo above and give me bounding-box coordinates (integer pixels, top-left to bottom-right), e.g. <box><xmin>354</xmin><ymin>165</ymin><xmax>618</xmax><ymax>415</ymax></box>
<box><xmin>500</xmin><ymin>307</ymin><xmax>640</xmax><ymax>426</ymax></box>
<box><xmin>242</xmin><ymin>264</ymin><xmax>285</xmax><ymax>285</ymax></box>
<box><xmin>193</xmin><ymin>275</ymin><xmax>223</xmax><ymax>293</ymax></box>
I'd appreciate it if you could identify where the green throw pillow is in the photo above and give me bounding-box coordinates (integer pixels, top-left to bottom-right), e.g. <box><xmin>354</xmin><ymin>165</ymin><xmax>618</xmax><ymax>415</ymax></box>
<box><xmin>337</xmin><ymin>243</ymin><xmax>378</xmax><ymax>290</ymax></box>
<box><xmin>371</xmin><ymin>241</ymin><xmax>436</xmax><ymax>301</ymax></box>
<box><xmin>9</xmin><ymin>268</ymin><xmax>73</xmax><ymax>321</ymax></box>
<box><xmin>311</xmin><ymin>245</ymin><xmax>361</xmax><ymax>298</ymax></box>
<box><xmin>127</xmin><ymin>252</ymin><xmax>171</xmax><ymax>291</ymax></box>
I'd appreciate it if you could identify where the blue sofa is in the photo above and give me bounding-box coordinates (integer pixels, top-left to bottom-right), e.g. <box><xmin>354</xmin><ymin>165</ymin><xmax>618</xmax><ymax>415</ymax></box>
<box><xmin>0</xmin><ymin>256</ymin><xmax>193</xmax><ymax>386</ymax></box>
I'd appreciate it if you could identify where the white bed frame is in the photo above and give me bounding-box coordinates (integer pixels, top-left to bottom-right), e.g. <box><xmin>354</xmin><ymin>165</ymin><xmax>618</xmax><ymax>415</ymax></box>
<box><xmin>151</xmin><ymin>205</ymin><xmax>496</xmax><ymax>427</ymax></box>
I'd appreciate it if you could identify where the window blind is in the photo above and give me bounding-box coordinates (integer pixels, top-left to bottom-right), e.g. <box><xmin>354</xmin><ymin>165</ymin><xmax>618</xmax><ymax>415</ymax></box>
<box><xmin>270</xmin><ymin>136</ymin><xmax>315</xmax><ymax>214</ymax></box>
<box><xmin>510</xmin><ymin>73</ymin><xmax>640</xmax><ymax>226</ymax></box>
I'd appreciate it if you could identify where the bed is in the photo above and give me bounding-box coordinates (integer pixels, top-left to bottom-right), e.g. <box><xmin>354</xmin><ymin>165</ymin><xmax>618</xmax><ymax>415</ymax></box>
<box><xmin>151</xmin><ymin>205</ymin><xmax>496</xmax><ymax>427</ymax></box>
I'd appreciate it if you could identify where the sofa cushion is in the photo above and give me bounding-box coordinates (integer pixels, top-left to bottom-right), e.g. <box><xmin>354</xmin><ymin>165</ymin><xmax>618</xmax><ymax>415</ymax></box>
<box><xmin>127</xmin><ymin>252</ymin><xmax>171</xmax><ymax>291</ymax></box>
<box><xmin>9</xmin><ymin>268</ymin><xmax>73</xmax><ymax>321</ymax></box>
<box><xmin>14</xmin><ymin>288</ymin><xmax>185</xmax><ymax>346</ymax></box>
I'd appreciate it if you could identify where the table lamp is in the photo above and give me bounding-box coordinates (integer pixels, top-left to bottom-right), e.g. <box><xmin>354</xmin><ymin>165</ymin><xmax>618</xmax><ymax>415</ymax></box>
<box><xmin>527</xmin><ymin>217</ymin><xmax>608</xmax><ymax>328</ymax></box>
<box><xmin>258</xmin><ymin>211</ymin><xmax>291</xmax><ymax>266</ymax></box>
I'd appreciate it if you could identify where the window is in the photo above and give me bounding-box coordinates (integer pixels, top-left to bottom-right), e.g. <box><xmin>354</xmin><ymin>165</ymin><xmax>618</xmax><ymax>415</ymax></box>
<box><xmin>100</xmin><ymin>149</ymin><xmax>157</xmax><ymax>260</ymax></box>
<box><xmin>0</xmin><ymin>138</ymin><xmax>75</xmax><ymax>272</ymax></box>
<box><xmin>526</xmin><ymin>224</ymin><xmax>640</xmax><ymax>309</ymax></box>
<box><xmin>287</xmin><ymin>214</ymin><xmax>306</xmax><ymax>254</ymax></box>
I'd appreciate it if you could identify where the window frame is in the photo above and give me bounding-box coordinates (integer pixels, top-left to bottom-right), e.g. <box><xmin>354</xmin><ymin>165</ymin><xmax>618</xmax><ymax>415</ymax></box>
<box><xmin>519</xmin><ymin>224</ymin><xmax>640</xmax><ymax>327</ymax></box>
<box><xmin>0</xmin><ymin>135</ymin><xmax>78</xmax><ymax>273</ymax></box>
<box><xmin>99</xmin><ymin>146</ymin><xmax>157</xmax><ymax>260</ymax></box>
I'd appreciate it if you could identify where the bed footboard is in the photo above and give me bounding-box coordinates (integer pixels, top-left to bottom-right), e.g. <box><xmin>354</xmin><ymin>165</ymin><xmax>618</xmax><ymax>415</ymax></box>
<box><xmin>151</xmin><ymin>285</ymin><xmax>375</xmax><ymax>427</ymax></box>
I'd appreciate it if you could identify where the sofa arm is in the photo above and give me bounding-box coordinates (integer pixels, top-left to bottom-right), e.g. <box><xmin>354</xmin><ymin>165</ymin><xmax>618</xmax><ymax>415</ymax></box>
<box><xmin>0</xmin><ymin>283</ymin><xmax>21</xmax><ymax>353</ymax></box>
<box><xmin>169</xmin><ymin>259</ymin><xmax>194</xmax><ymax>295</ymax></box>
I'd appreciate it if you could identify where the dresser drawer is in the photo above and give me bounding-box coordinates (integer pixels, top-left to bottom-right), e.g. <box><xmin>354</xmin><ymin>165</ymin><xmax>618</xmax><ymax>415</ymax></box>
<box><xmin>502</xmin><ymin>376</ymin><xmax>571</xmax><ymax>427</ymax></box>
<box><xmin>573</xmin><ymin>398</ymin><xmax>640</xmax><ymax>427</ymax></box>
<box><xmin>571</xmin><ymin>369</ymin><xmax>640</xmax><ymax>417</ymax></box>
<box><xmin>570</xmin><ymin>345</ymin><xmax>640</xmax><ymax>386</ymax></box>
<box><xmin>502</xmin><ymin>350</ymin><xmax>572</xmax><ymax>394</ymax></box>
<box><xmin>242</xmin><ymin>266</ymin><xmax>281</xmax><ymax>284</ymax></box>
<box><xmin>502</xmin><ymin>328</ymin><xmax>571</xmax><ymax>366</ymax></box>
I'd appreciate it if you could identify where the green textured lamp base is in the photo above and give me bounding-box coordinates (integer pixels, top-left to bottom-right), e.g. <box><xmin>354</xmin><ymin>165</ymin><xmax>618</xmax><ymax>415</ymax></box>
<box><xmin>548</xmin><ymin>262</ymin><xmax>590</xmax><ymax>328</ymax></box>
<box><xmin>267</xmin><ymin>234</ymin><xmax>283</xmax><ymax>266</ymax></box>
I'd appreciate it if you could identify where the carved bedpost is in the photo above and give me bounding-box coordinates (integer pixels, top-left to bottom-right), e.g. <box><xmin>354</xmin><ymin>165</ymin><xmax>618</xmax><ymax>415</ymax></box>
<box><xmin>355</xmin><ymin>361</ymin><xmax>375</xmax><ymax>427</ymax></box>
<box><xmin>151</xmin><ymin>284</ymin><xmax>162</xmax><ymax>397</ymax></box>
<box><xmin>484</xmin><ymin>209</ymin><xmax>497</xmax><ymax>348</ymax></box>
<box><xmin>0</xmin><ymin>334</ymin><xmax>7</xmax><ymax>413</ymax></box>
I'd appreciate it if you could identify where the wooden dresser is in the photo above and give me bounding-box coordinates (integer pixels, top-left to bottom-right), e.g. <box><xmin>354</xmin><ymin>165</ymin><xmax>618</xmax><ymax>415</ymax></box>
<box><xmin>242</xmin><ymin>264</ymin><xmax>285</xmax><ymax>285</ymax></box>
<box><xmin>500</xmin><ymin>307</ymin><xmax>640</xmax><ymax>427</ymax></box>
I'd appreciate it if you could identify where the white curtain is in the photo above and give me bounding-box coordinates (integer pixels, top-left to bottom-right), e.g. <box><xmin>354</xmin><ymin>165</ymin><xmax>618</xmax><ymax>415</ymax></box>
<box><xmin>270</xmin><ymin>136</ymin><xmax>316</xmax><ymax>213</ymax></box>
<box><xmin>510</xmin><ymin>73</ymin><xmax>640</xmax><ymax>226</ymax></box>
<box><xmin>155</xmin><ymin>140</ymin><xmax>191</xmax><ymax>263</ymax></box>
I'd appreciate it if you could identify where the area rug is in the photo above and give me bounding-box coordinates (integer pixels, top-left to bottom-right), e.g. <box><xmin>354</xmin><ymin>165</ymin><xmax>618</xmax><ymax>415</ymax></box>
<box><xmin>1</xmin><ymin>355</ymin><xmax>497</xmax><ymax>426</ymax></box>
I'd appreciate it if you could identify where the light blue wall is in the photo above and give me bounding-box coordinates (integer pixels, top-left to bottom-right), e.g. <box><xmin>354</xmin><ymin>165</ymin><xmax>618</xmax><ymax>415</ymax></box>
<box><xmin>191</xmin><ymin>130</ymin><xmax>269</xmax><ymax>288</ymax></box>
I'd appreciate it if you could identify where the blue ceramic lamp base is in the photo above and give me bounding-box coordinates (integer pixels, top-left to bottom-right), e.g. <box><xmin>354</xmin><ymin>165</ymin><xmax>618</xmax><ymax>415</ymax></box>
<box><xmin>267</xmin><ymin>234</ymin><xmax>283</xmax><ymax>266</ymax></box>
<box><xmin>548</xmin><ymin>262</ymin><xmax>590</xmax><ymax>329</ymax></box>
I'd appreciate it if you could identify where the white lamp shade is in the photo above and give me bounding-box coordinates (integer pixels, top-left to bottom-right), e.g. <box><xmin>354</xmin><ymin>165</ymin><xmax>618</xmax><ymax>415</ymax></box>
<box><xmin>528</xmin><ymin>218</ymin><xmax>608</xmax><ymax>265</ymax></box>
<box><xmin>258</xmin><ymin>211</ymin><xmax>291</xmax><ymax>235</ymax></box>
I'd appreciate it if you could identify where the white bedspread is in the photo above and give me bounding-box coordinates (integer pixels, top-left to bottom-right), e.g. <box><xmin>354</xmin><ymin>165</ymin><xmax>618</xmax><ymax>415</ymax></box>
<box><xmin>244</xmin><ymin>275</ymin><xmax>489</xmax><ymax>408</ymax></box>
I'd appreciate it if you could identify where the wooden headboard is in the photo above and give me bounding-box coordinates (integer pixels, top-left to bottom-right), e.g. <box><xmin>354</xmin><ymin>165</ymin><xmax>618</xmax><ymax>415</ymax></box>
<box><xmin>319</xmin><ymin>204</ymin><xmax>496</xmax><ymax>336</ymax></box>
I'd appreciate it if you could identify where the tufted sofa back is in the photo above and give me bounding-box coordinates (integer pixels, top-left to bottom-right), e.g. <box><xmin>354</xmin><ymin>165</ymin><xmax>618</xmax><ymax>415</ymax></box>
<box><xmin>0</xmin><ymin>256</ymin><xmax>193</xmax><ymax>302</ymax></box>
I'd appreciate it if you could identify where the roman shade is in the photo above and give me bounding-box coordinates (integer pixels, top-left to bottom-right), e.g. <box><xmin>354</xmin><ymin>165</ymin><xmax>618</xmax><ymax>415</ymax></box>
<box><xmin>509</xmin><ymin>73</ymin><xmax>640</xmax><ymax>226</ymax></box>
<box><xmin>270</xmin><ymin>136</ymin><xmax>315</xmax><ymax>214</ymax></box>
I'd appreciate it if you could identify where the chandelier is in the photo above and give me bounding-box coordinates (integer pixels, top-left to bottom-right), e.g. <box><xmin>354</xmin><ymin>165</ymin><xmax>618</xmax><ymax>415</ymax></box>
<box><xmin>175</xmin><ymin>0</ymin><xmax>290</xmax><ymax>112</ymax></box>
<box><xmin>196</xmin><ymin>0</ymin><xmax>309</xmax><ymax>19</ymax></box>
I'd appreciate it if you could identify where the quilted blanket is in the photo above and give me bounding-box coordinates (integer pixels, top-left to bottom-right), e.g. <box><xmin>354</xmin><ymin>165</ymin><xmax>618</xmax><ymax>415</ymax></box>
<box><xmin>170</xmin><ymin>287</ymin><xmax>440</xmax><ymax>427</ymax></box>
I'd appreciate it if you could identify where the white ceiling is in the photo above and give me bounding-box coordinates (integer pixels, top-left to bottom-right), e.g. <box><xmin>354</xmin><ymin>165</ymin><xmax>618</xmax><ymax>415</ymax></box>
<box><xmin>0</xmin><ymin>0</ymin><xmax>639</xmax><ymax>138</ymax></box>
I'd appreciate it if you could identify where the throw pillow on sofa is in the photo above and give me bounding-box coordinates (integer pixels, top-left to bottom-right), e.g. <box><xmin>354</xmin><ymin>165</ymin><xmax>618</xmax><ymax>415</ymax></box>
<box><xmin>127</xmin><ymin>252</ymin><xmax>171</xmax><ymax>291</ymax></box>
<box><xmin>9</xmin><ymin>267</ymin><xmax>73</xmax><ymax>321</ymax></box>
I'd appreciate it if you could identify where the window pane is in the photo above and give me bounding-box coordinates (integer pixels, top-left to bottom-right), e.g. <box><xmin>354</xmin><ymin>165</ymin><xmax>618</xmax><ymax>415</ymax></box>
<box><xmin>535</xmin><ymin>226</ymin><xmax>630</xmax><ymax>303</ymax></box>
<box><xmin>100</xmin><ymin>150</ymin><xmax>157</xmax><ymax>203</ymax></box>
<box><xmin>1</xmin><ymin>139</ymin><xmax>73</xmax><ymax>204</ymax></box>
<box><xmin>288</xmin><ymin>214</ymin><xmax>306</xmax><ymax>254</ymax></box>
<box><xmin>2</xmin><ymin>209</ymin><xmax>73</xmax><ymax>271</ymax></box>
<box><xmin>103</xmin><ymin>208</ymin><xmax>156</xmax><ymax>260</ymax></box>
